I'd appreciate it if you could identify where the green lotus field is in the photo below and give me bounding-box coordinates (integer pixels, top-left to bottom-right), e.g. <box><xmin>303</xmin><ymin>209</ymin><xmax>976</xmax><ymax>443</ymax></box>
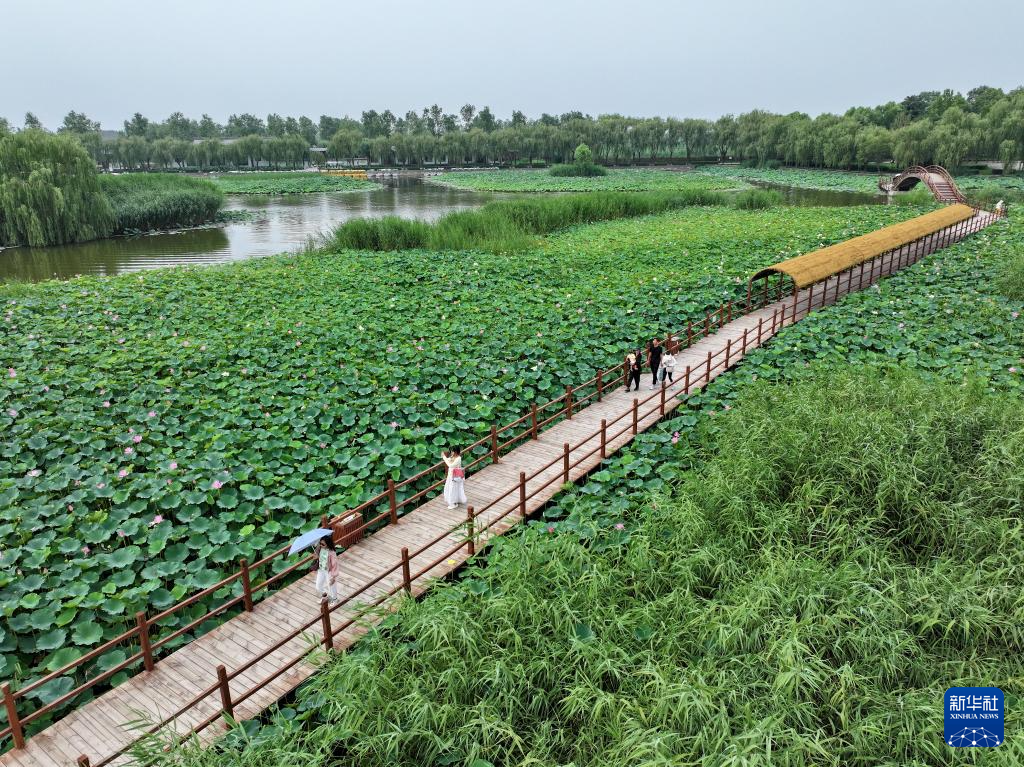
<box><xmin>0</xmin><ymin>203</ymin><xmax>932</xmax><ymax>721</ymax></box>
<box><xmin>430</xmin><ymin>168</ymin><xmax>745</xmax><ymax>193</ymax></box>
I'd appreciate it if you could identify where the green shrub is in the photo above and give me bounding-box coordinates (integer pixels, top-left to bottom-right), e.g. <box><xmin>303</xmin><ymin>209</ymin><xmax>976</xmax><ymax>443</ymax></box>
<box><xmin>324</xmin><ymin>189</ymin><xmax>726</xmax><ymax>253</ymax></box>
<box><xmin>0</xmin><ymin>130</ymin><xmax>115</xmax><ymax>246</ymax></box>
<box><xmin>98</xmin><ymin>174</ymin><xmax>224</xmax><ymax>232</ymax></box>
<box><xmin>731</xmin><ymin>188</ymin><xmax>782</xmax><ymax>209</ymax></box>
<box><xmin>997</xmin><ymin>248</ymin><xmax>1024</xmax><ymax>299</ymax></box>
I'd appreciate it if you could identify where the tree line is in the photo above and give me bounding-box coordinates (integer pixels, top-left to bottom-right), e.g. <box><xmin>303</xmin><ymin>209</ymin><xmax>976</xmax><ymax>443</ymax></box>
<box><xmin>1</xmin><ymin>85</ymin><xmax>1021</xmax><ymax>172</ymax></box>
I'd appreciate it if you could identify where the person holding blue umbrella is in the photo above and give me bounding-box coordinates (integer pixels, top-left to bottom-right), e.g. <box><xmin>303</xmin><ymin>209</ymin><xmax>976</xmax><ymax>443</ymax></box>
<box><xmin>289</xmin><ymin>527</ymin><xmax>340</xmax><ymax>604</ymax></box>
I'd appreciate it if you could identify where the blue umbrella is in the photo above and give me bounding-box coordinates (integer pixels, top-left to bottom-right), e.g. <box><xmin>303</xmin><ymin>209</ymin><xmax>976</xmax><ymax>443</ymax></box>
<box><xmin>288</xmin><ymin>528</ymin><xmax>333</xmax><ymax>555</ymax></box>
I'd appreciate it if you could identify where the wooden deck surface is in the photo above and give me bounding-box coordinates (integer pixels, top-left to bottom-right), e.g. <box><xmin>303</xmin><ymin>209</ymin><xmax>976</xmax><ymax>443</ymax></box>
<box><xmin>1</xmin><ymin>212</ymin><xmax>995</xmax><ymax>767</ymax></box>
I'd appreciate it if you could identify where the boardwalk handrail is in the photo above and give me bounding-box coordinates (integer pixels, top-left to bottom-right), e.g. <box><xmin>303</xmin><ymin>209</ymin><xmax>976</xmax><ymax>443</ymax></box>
<box><xmin>0</xmin><ymin>207</ymin><xmax>1004</xmax><ymax>758</ymax></box>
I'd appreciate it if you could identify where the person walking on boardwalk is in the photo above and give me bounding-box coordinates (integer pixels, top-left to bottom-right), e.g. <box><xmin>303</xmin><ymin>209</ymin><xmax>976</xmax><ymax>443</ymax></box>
<box><xmin>647</xmin><ymin>337</ymin><xmax>663</xmax><ymax>389</ymax></box>
<box><xmin>625</xmin><ymin>348</ymin><xmax>642</xmax><ymax>392</ymax></box>
<box><xmin>442</xmin><ymin>446</ymin><xmax>467</xmax><ymax>509</ymax></box>
<box><xmin>313</xmin><ymin>537</ymin><xmax>340</xmax><ymax>604</ymax></box>
<box><xmin>660</xmin><ymin>347</ymin><xmax>676</xmax><ymax>386</ymax></box>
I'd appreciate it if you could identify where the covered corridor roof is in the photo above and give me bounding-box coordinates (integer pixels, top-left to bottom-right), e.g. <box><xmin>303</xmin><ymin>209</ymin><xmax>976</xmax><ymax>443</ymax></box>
<box><xmin>751</xmin><ymin>204</ymin><xmax>975</xmax><ymax>288</ymax></box>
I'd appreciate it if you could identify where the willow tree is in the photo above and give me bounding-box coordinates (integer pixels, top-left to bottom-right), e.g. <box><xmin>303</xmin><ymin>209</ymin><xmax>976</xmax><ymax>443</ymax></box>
<box><xmin>0</xmin><ymin>129</ymin><xmax>115</xmax><ymax>247</ymax></box>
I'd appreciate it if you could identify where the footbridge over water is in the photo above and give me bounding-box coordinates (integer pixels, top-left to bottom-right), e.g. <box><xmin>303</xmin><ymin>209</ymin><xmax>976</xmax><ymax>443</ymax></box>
<box><xmin>879</xmin><ymin>165</ymin><xmax>966</xmax><ymax>203</ymax></box>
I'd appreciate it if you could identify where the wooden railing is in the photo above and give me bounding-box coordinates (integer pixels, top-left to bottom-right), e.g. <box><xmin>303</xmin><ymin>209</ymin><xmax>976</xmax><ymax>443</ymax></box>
<box><xmin>1</xmin><ymin>208</ymin><xmax>1003</xmax><ymax>762</ymax></box>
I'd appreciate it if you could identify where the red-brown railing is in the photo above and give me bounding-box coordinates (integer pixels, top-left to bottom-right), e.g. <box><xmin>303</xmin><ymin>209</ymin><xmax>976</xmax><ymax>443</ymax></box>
<box><xmin>1</xmin><ymin>207</ymin><xmax>1003</xmax><ymax>762</ymax></box>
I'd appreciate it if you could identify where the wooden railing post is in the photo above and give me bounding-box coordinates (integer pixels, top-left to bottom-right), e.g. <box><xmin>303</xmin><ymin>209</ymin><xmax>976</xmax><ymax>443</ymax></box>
<box><xmin>320</xmin><ymin>598</ymin><xmax>334</xmax><ymax>651</ymax></box>
<box><xmin>727</xmin><ymin>300</ymin><xmax>733</xmax><ymax>322</ymax></box>
<box><xmin>632</xmin><ymin>399</ymin><xmax>639</xmax><ymax>435</ymax></box>
<box><xmin>77</xmin><ymin>757</ymin><xmax>91</xmax><ymax>767</ymax></box>
<box><xmin>563</xmin><ymin>443</ymin><xmax>570</xmax><ymax>484</ymax></box>
<box><xmin>519</xmin><ymin>472</ymin><xmax>527</xmax><ymax>516</ymax></box>
<box><xmin>742</xmin><ymin>327</ymin><xmax>748</xmax><ymax>354</ymax></box>
<box><xmin>757</xmin><ymin>317</ymin><xmax>763</xmax><ymax>345</ymax></box>
<box><xmin>705</xmin><ymin>351</ymin><xmax>712</xmax><ymax>386</ymax></box>
<box><xmin>745</xmin><ymin>281</ymin><xmax>752</xmax><ymax>311</ymax></box>
<box><xmin>600</xmin><ymin>419</ymin><xmax>607</xmax><ymax>458</ymax></box>
<box><xmin>725</xmin><ymin>338</ymin><xmax>732</xmax><ymax>368</ymax></box>
<box><xmin>772</xmin><ymin>308</ymin><xmax>778</xmax><ymax>334</ymax></box>
<box><xmin>388</xmin><ymin>478</ymin><xmax>398</xmax><ymax>524</ymax></box>
<box><xmin>660</xmin><ymin>379</ymin><xmax>666</xmax><ymax>415</ymax></box>
<box><xmin>596</xmin><ymin>369</ymin><xmax>603</xmax><ymax>402</ymax></box>
<box><xmin>565</xmin><ymin>385</ymin><xmax>573</xmax><ymax>419</ymax></box>
<box><xmin>136</xmin><ymin>612</ymin><xmax>154</xmax><ymax>672</ymax></box>
<box><xmin>530</xmin><ymin>403</ymin><xmax>538</xmax><ymax>439</ymax></box>
<box><xmin>401</xmin><ymin>548</ymin><xmax>412</xmax><ymax>594</ymax></box>
<box><xmin>807</xmin><ymin>282</ymin><xmax>815</xmax><ymax>313</ymax></box>
<box><xmin>683</xmin><ymin>365</ymin><xmax>691</xmax><ymax>394</ymax></box>
<box><xmin>239</xmin><ymin>558</ymin><xmax>253</xmax><ymax>612</ymax></box>
<box><xmin>216</xmin><ymin>664</ymin><xmax>233</xmax><ymax>719</ymax></box>
<box><xmin>2</xmin><ymin>682</ymin><xmax>24</xmax><ymax>749</ymax></box>
<box><xmin>466</xmin><ymin>506</ymin><xmax>476</xmax><ymax>555</ymax></box>
<box><xmin>490</xmin><ymin>424</ymin><xmax>499</xmax><ymax>464</ymax></box>
<box><xmin>686</xmin><ymin>320</ymin><xmax>693</xmax><ymax>347</ymax></box>
<box><xmin>622</xmin><ymin>360</ymin><xmax>629</xmax><ymax>387</ymax></box>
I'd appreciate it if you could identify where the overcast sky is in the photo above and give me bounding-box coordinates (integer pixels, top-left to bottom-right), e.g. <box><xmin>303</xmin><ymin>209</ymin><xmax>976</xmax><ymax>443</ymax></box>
<box><xmin>3</xmin><ymin>0</ymin><xmax>1022</xmax><ymax>130</ymax></box>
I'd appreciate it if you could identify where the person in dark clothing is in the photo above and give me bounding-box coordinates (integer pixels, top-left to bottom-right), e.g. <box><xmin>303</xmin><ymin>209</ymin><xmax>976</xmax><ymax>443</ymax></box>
<box><xmin>647</xmin><ymin>337</ymin><xmax>663</xmax><ymax>389</ymax></box>
<box><xmin>625</xmin><ymin>348</ymin><xmax>643</xmax><ymax>392</ymax></box>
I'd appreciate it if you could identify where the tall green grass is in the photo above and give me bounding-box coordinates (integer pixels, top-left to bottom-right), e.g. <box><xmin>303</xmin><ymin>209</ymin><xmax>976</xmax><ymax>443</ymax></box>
<box><xmin>133</xmin><ymin>370</ymin><xmax>1024</xmax><ymax>766</ymax></box>
<box><xmin>324</xmin><ymin>189</ymin><xmax>731</xmax><ymax>253</ymax></box>
<box><xmin>98</xmin><ymin>174</ymin><xmax>224</xmax><ymax>233</ymax></box>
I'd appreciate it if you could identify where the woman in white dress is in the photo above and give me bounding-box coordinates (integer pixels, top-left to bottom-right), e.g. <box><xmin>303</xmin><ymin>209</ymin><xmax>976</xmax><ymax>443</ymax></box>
<box><xmin>442</xmin><ymin>446</ymin><xmax>467</xmax><ymax>509</ymax></box>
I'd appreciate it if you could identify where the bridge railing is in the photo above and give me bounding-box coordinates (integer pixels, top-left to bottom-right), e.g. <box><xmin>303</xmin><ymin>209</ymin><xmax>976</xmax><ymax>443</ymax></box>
<box><xmin>1</xmin><ymin>209</ymin><xmax>1001</xmax><ymax>760</ymax></box>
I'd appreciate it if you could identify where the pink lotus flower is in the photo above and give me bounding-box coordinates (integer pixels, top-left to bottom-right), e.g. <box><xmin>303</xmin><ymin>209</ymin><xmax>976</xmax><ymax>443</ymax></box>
<box><xmin>1011</xmin><ymin>367</ymin><xmax>1018</xmax><ymax>373</ymax></box>
<box><xmin>28</xmin><ymin>469</ymin><xmax>41</xmax><ymax>477</ymax></box>
<box><xmin>117</xmin><ymin>529</ymin><xmax>126</xmax><ymax>537</ymax></box>
<box><xmin>671</xmin><ymin>432</ymin><xmax>680</xmax><ymax>444</ymax></box>
<box><xmin>132</xmin><ymin>434</ymin><xmax>142</xmax><ymax>444</ymax></box>
<box><xmin>7</xmin><ymin>409</ymin><xmax>16</xmax><ymax>418</ymax></box>
<box><xmin>547</xmin><ymin>526</ymin><xmax>555</xmax><ymax>533</ymax></box>
<box><xmin>43</xmin><ymin>386</ymin><xmax>49</xmax><ymax>392</ymax></box>
<box><xmin>614</xmin><ymin>523</ymin><xmax>625</xmax><ymax>530</ymax></box>
<box><xmin>211</xmin><ymin>480</ymin><xmax>223</xmax><ymax>490</ymax></box>
<box><xmin>1012</xmin><ymin>312</ymin><xmax>1019</xmax><ymax>319</ymax></box>
<box><xmin>319</xmin><ymin>442</ymin><xmax>327</xmax><ymax>449</ymax></box>
<box><xmin>103</xmin><ymin>401</ymin><xmax>111</xmax><ymax>408</ymax></box>
<box><xmin>148</xmin><ymin>411</ymin><xmax>156</xmax><ymax>418</ymax></box>
<box><xmin>6</xmin><ymin>368</ymin><xmax>14</xmax><ymax>378</ymax></box>
<box><xmin>391</xmin><ymin>385</ymin><xmax>399</xmax><ymax>392</ymax></box>
<box><xmin>118</xmin><ymin>469</ymin><xmax>128</xmax><ymax>478</ymax></box>
<box><xmin>82</xmin><ymin>546</ymin><xmax>90</xmax><ymax>555</ymax></box>
<box><xmin>96</xmin><ymin>482</ymin><xmax>106</xmax><ymax>489</ymax></box>
<box><xmin>389</xmin><ymin>421</ymin><xmax>399</xmax><ymax>429</ymax></box>
<box><xmin>150</xmin><ymin>515</ymin><xmax>164</xmax><ymax>526</ymax></box>
<box><xmin>169</xmin><ymin>461</ymin><xmax>178</xmax><ymax>470</ymax></box>
<box><xmin>124</xmin><ymin>447</ymin><xmax>134</xmax><ymax>455</ymax></box>
<box><xmin>68</xmin><ymin>504</ymin><xmax>74</xmax><ymax>511</ymax></box>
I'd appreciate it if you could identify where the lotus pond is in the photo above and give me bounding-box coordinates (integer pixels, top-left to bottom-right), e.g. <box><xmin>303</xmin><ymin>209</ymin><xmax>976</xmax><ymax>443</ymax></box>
<box><xmin>0</xmin><ymin>203</ymin><xmax>937</xmax><ymax>726</ymax></box>
<box><xmin>430</xmin><ymin>168</ymin><xmax>745</xmax><ymax>193</ymax></box>
<box><xmin>210</xmin><ymin>172</ymin><xmax>380</xmax><ymax>195</ymax></box>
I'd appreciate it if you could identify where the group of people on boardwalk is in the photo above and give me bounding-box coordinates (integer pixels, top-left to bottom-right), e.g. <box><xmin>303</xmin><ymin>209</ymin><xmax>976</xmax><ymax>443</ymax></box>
<box><xmin>625</xmin><ymin>336</ymin><xmax>676</xmax><ymax>392</ymax></box>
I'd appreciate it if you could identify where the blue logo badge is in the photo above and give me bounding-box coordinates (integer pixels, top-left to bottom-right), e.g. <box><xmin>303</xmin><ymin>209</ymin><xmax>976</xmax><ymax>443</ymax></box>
<box><xmin>944</xmin><ymin>687</ymin><xmax>1004</xmax><ymax>747</ymax></box>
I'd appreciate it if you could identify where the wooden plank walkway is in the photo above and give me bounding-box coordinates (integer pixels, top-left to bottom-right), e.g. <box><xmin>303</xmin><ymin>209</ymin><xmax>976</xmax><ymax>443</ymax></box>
<box><xmin>1</xmin><ymin>211</ymin><xmax>997</xmax><ymax>767</ymax></box>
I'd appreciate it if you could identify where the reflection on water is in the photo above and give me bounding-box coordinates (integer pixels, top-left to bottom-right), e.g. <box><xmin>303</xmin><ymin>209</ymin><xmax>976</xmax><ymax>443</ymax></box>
<box><xmin>749</xmin><ymin>181</ymin><xmax>884</xmax><ymax>207</ymax></box>
<box><xmin>0</xmin><ymin>178</ymin><xmax>496</xmax><ymax>283</ymax></box>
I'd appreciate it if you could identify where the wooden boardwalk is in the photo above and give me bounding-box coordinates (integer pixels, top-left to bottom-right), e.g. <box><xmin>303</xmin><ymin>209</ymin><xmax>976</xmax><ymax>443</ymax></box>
<box><xmin>0</xmin><ymin>211</ymin><xmax>997</xmax><ymax>767</ymax></box>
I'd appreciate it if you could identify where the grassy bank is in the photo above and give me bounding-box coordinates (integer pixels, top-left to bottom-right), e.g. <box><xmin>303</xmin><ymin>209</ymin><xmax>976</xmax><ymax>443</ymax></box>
<box><xmin>324</xmin><ymin>188</ymin><xmax>774</xmax><ymax>253</ymax></box>
<box><xmin>0</xmin><ymin>204</ymin><xmax>932</xmax><ymax>727</ymax></box>
<box><xmin>211</xmin><ymin>172</ymin><xmax>379</xmax><ymax>195</ymax></box>
<box><xmin>431</xmin><ymin>168</ymin><xmax>745</xmax><ymax>192</ymax></box>
<box><xmin>98</xmin><ymin>174</ymin><xmax>224</xmax><ymax>233</ymax></box>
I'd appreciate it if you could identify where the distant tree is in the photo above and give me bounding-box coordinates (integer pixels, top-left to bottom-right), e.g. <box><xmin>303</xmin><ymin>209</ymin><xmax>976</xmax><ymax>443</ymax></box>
<box><xmin>511</xmin><ymin>110</ymin><xmax>527</xmax><ymax>128</ymax></box>
<box><xmin>226</xmin><ymin>113</ymin><xmax>266</xmax><ymax>137</ymax></box>
<box><xmin>473</xmin><ymin>106</ymin><xmax>497</xmax><ymax>133</ymax></box>
<box><xmin>197</xmin><ymin>114</ymin><xmax>221</xmax><ymax>138</ymax></box>
<box><xmin>560</xmin><ymin>111</ymin><xmax>586</xmax><ymax>123</ymax></box>
<box><xmin>460</xmin><ymin>104</ymin><xmax>476</xmax><ymax>130</ymax></box>
<box><xmin>267</xmin><ymin>113</ymin><xmax>286</xmax><ymax>137</ymax></box>
<box><xmin>284</xmin><ymin>116</ymin><xmax>299</xmax><ymax>136</ymax></box>
<box><xmin>164</xmin><ymin>111</ymin><xmax>197</xmax><ymax>140</ymax></box>
<box><xmin>329</xmin><ymin>128</ymin><xmax>362</xmax><ymax>165</ymax></box>
<box><xmin>0</xmin><ymin>117</ymin><xmax>10</xmax><ymax>135</ymax></box>
<box><xmin>966</xmin><ymin>85</ymin><xmax>1005</xmax><ymax>115</ymax></box>
<box><xmin>319</xmin><ymin>115</ymin><xmax>343</xmax><ymax>142</ymax></box>
<box><xmin>901</xmin><ymin>91</ymin><xmax>939</xmax><ymax>121</ymax></box>
<box><xmin>441</xmin><ymin>114</ymin><xmax>459</xmax><ymax>133</ymax></box>
<box><xmin>855</xmin><ymin>124</ymin><xmax>892</xmax><ymax>169</ymax></box>
<box><xmin>24</xmin><ymin>112</ymin><xmax>44</xmax><ymax>130</ymax></box>
<box><xmin>926</xmin><ymin>89</ymin><xmax>968</xmax><ymax>120</ymax></box>
<box><xmin>297</xmin><ymin>116</ymin><xmax>318</xmax><ymax>144</ymax></box>
<box><xmin>123</xmin><ymin>112</ymin><xmax>150</xmax><ymax>137</ymax></box>
<box><xmin>574</xmin><ymin>143</ymin><xmax>593</xmax><ymax>165</ymax></box>
<box><xmin>538</xmin><ymin>113</ymin><xmax>560</xmax><ymax>126</ymax></box>
<box><xmin>59</xmin><ymin>110</ymin><xmax>100</xmax><ymax>134</ymax></box>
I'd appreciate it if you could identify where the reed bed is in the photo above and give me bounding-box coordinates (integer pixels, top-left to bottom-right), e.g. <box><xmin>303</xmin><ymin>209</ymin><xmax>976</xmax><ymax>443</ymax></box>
<box><xmin>98</xmin><ymin>174</ymin><xmax>224</xmax><ymax>233</ymax></box>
